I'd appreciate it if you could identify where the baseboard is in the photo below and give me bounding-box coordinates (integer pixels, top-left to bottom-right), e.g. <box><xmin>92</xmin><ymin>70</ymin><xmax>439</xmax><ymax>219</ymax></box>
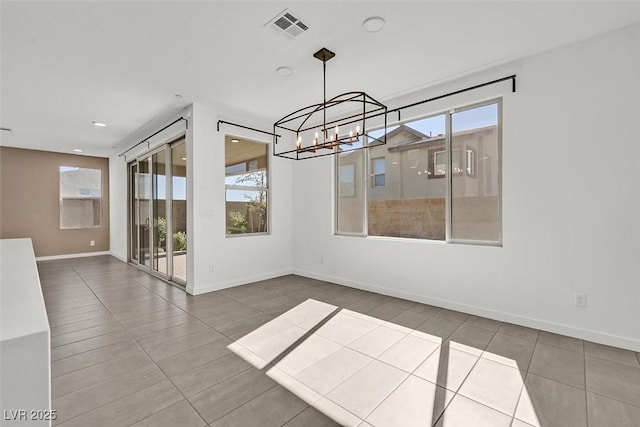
<box><xmin>190</xmin><ymin>269</ymin><xmax>294</xmax><ymax>296</ymax></box>
<box><xmin>36</xmin><ymin>251</ymin><xmax>111</xmax><ymax>261</ymax></box>
<box><xmin>109</xmin><ymin>252</ymin><xmax>127</xmax><ymax>263</ymax></box>
<box><xmin>293</xmin><ymin>269</ymin><xmax>640</xmax><ymax>352</ymax></box>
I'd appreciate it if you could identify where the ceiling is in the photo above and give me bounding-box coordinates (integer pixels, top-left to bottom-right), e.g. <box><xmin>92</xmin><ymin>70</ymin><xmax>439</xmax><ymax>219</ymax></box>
<box><xmin>2</xmin><ymin>1</ymin><xmax>639</xmax><ymax>158</ymax></box>
<box><xmin>225</xmin><ymin>136</ymin><xmax>268</xmax><ymax>167</ymax></box>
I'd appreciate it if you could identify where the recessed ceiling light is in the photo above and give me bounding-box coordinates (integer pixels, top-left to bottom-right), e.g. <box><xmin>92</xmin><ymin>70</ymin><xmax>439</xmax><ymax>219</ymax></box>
<box><xmin>181</xmin><ymin>157</ymin><xmax>186</xmax><ymax>161</ymax></box>
<box><xmin>276</xmin><ymin>66</ymin><xmax>294</xmax><ymax>77</ymax></box>
<box><xmin>231</xmin><ymin>139</ymin><xmax>240</xmax><ymax>143</ymax></box>
<box><xmin>73</xmin><ymin>149</ymin><xmax>83</xmax><ymax>153</ymax></box>
<box><xmin>92</xmin><ymin>121</ymin><xmax>107</xmax><ymax>127</ymax></box>
<box><xmin>363</xmin><ymin>16</ymin><xmax>385</xmax><ymax>33</ymax></box>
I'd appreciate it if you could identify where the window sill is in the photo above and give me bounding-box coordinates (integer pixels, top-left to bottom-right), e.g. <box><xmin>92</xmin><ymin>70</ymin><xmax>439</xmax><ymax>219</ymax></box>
<box><xmin>225</xmin><ymin>232</ymin><xmax>270</xmax><ymax>238</ymax></box>
<box><xmin>334</xmin><ymin>233</ymin><xmax>502</xmax><ymax>247</ymax></box>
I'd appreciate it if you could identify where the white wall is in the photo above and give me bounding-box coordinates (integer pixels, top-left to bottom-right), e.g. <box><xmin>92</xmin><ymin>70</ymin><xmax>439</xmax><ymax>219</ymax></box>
<box><xmin>110</xmin><ymin>103</ymin><xmax>294</xmax><ymax>295</ymax></box>
<box><xmin>292</xmin><ymin>24</ymin><xmax>640</xmax><ymax>351</ymax></box>
<box><xmin>109</xmin><ymin>147</ymin><xmax>128</xmax><ymax>262</ymax></box>
<box><xmin>187</xmin><ymin>103</ymin><xmax>293</xmax><ymax>295</ymax></box>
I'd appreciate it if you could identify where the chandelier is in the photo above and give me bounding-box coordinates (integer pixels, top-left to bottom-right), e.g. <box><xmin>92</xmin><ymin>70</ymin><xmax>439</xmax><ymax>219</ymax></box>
<box><xmin>273</xmin><ymin>47</ymin><xmax>387</xmax><ymax>160</ymax></box>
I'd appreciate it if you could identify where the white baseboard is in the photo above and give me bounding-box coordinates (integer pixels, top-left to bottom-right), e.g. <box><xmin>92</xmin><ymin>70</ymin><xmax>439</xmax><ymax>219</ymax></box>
<box><xmin>294</xmin><ymin>269</ymin><xmax>640</xmax><ymax>352</ymax></box>
<box><xmin>190</xmin><ymin>269</ymin><xmax>294</xmax><ymax>296</ymax></box>
<box><xmin>36</xmin><ymin>251</ymin><xmax>111</xmax><ymax>261</ymax></box>
<box><xmin>109</xmin><ymin>252</ymin><xmax>127</xmax><ymax>263</ymax></box>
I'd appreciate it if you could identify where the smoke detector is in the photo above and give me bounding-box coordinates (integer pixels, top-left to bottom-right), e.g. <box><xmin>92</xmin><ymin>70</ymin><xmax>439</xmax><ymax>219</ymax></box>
<box><xmin>266</xmin><ymin>9</ymin><xmax>309</xmax><ymax>39</ymax></box>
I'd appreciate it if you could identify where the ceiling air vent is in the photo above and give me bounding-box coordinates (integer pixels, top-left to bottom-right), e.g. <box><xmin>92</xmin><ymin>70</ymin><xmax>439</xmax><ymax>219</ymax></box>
<box><xmin>266</xmin><ymin>9</ymin><xmax>309</xmax><ymax>39</ymax></box>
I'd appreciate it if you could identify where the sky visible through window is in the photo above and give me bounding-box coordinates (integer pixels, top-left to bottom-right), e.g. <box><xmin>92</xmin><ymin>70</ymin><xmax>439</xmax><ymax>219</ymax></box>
<box><xmin>148</xmin><ymin>106</ymin><xmax>496</xmax><ymax>203</ymax></box>
<box><xmin>154</xmin><ymin>176</ymin><xmax>186</xmax><ymax>200</ymax></box>
<box><xmin>368</xmin><ymin>103</ymin><xmax>498</xmax><ymax>140</ymax></box>
<box><xmin>225</xmin><ymin>170</ymin><xmax>267</xmax><ymax>202</ymax></box>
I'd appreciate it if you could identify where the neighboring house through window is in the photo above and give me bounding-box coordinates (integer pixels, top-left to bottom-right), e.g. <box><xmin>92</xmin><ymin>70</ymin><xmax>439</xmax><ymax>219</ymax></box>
<box><xmin>336</xmin><ymin>99</ymin><xmax>501</xmax><ymax>244</ymax></box>
<box><xmin>59</xmin><ymin>166</ymin><xmax>102</xmax><ymax>229</ymax></box>
<box><xmin>372</xmin><ymin>157</ymin><xmax>386</xmax><ymax>187</ymax></box>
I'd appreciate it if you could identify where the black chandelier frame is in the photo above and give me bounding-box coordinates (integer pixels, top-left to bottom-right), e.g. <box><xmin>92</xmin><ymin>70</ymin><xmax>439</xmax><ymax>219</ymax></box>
<box><xmin>216</xmin><ymin>74</ymin><xmax>517</xmax><ymax>160</ymax></box>
<box><xmin>273</xmin><ymin>47</ymin><xmax>388</xmax><ymax>160</ymax></box>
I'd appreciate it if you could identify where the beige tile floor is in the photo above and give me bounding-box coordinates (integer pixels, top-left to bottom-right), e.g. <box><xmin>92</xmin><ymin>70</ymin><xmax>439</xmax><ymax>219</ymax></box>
<box><xmin>37</xmin><ymin>256</ymin><xmax>640</xmax><ymax>426</ymax></box>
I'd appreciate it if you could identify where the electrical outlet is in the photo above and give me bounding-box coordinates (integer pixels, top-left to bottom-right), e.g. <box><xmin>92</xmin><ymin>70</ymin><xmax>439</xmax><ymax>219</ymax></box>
<box><xmin>208</xmin><ymin>264</ymin><xmax>214</xmax><ymax>273</ymax></box>
<box><xmin>575</xmin><ymin>293</ymin><xmax>587</xmax><ymax>308</ymax></box>
<box><xmin>320</xmin><ymin>257</ymin><xmax>324</xmax><ymax>265</ymax></box>
<box><xmin>90</xmin><ymin>240</ymin><xmax>95</xmax><ymax>246</ymax></box>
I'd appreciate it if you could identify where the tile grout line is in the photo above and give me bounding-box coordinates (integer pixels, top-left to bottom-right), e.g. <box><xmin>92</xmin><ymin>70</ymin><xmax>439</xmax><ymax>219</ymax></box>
<box><xmin>52</xmin><ymin>262</ymin><xmax>205</xmax><ymax>425</ymax></box>
<box><xmin>584</xmin><ymin>342</ymin><xmax>589</xmax><ymax>427</ymax></box>
<box><xmin>431</xmin><ymin>323</ymin><xmax>503</xmax><ymax>426</ymax></box>
<box><xmin>48</xmin><ymin>268</ymin><xmax>137</xmax><ymax>378</ymax></box>
<box><xmin>50</xmin><ymin>330</ymin><xmax>133</xmax><ymax>363</ymax></box>
<box><xmin>47</xmin><ymin>264</ymin><xmax>153</xmax><ymax>422</ymax></box>
<box><xmin>50</xmin><ymin>318</ymin><xmax>123</xmax><ymax>341</ymax></box>
<box><xmin>585</xmin><ymin>389</ymin><xmax>640</xmax><ymax>410</ymax></box>
<box><xmin>78</xmin><ymin>265</ymin><xmax>212</xmax><ymax>426</ymax></box>
<box><xmin>201</xmin><ymin>381</ymin><xmax>279</xmax><ymax>425</ymax></box>
<box><xmin>44</xmin><ymin>259</ymin><xmax>640</xmax><ymax>426</ymax></box>
<box><xmin>278</xmin><ymin>405</ymin><xmax>314</xmax><ymax>427</ymax></box>
<box><xmin>509</xmin><ymin>324</ymin><xmax>542</xmax><ymax>426</ymax></box>
<box><xmin>104</xmin><ymin>270</ymin><xmax>316</xmax><ymax>425</ymax></box>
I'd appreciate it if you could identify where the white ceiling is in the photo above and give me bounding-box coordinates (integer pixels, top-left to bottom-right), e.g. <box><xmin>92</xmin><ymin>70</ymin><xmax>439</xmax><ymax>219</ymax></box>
<box><xmin>2</xmin><ymin>1</ymin><xmax>639</xmax><ymax>157</ymax></box>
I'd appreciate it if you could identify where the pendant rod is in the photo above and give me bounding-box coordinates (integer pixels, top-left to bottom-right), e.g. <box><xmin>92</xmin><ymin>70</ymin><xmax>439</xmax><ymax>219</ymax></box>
<box><xmin>313</xmin><ymin>47</ymin><xmax>336</xmax><ymax>144</ymax></box>
<box><xmin>323</xmin><ymin>59</ymin><xmax>327</xmax><ymax>143</ymax></box>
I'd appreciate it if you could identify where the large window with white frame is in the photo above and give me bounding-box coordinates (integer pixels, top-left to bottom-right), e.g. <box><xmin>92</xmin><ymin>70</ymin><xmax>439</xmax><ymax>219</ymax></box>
<box><xmin>225</xmin><ymin>136</ymin><xmax>269</xmax><ymax>235</ymax></box>
<box><xmin>335</xmin><ymin>99</ymin><xmax>501</xmax><ymax>244</ymax></box>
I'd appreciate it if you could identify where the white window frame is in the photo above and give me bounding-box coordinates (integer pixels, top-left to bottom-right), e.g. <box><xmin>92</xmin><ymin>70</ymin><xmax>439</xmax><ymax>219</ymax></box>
<box><xmin>334</xmin><ymin>98</ymin><xmax>502</xmax><ymax>246</ymax></box>
<box><xmin>224</xmin><ymin>137</ymin><xmax>270</xmax><ymax>237</ymax></box>
<box><xmin>59</xmin><ymin>166</ymin><xmax>103</xmax><ymax>229</ymax></box>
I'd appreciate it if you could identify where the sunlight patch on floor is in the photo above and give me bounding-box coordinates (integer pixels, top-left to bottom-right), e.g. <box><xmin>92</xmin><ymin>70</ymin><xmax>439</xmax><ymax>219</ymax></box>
<box><xmin>228</xmin><ymin>299</ymin><xmax>540</xmax><ymax>427</ymax></box>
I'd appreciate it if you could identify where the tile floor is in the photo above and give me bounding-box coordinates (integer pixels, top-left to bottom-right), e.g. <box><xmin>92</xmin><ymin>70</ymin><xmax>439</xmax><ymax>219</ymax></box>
<box><xmin>38</xmin><ymin>256</ymin><xmax>640</xmax><ymax>426</ymax></box>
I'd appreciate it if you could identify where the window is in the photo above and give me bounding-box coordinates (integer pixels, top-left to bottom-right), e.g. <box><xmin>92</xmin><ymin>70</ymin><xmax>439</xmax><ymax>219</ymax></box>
<box><xmin>335</xmin><ymin>99</ymin><xmax>501</xmax><ymax>244</ymax></box>
<box><xmin>225</xmin><ymin>137</ymin><xmax>268</xmax><ymax>235</ymax></box>
<box><xmin>339</xmin><ymin>163</ymin><xmax>356</xmax><ymax>197</ymax></box>
<box><xmin>372</xmin><ymin>157</ymin><xmax>386</xmax><ymax>187</ymax></box>
<box><xmin>367</xmin><ymin>114</ymin><xmax>447</xmax><ymax>240</ymax></box>
<box><xmin>60</xmin><ymin>166</ymin><xmax>102</xmax><ymax>228</ymax></box>
<box><xmin>336</xmin><ymin>137</ymin><xmax>365</xmax><ymax>234</ymax></box>
<box><xmin>451</xmin><ymin>103</ymin><xmax>500</xmax><ymax>241</ymax></box>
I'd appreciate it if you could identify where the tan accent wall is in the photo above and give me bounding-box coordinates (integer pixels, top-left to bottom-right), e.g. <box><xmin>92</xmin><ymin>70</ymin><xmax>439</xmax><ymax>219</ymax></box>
<box><xmin>0</xmin><ymin>147</ymin><xmax>109</xmax><ymax>257</ymax></box>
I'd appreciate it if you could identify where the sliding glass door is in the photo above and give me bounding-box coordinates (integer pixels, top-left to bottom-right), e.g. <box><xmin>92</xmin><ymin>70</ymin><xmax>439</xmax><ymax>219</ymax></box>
<box><xmin>129</xmin><ymin>162</ymin><xmax>139</xmax><ymax>263</ymax></box>
<box><xmin>138</xmin><ymin>156</ymin><xmax>152</xmax><ymax>269</ymax></box>
<box><xmin>152</xmin><ymin>150</ymin><xmax>167</xmax><ymax>275</ymax></box>
<box><xmin>128</xmin><ymin>137</ymin><xmax>187</xmax><ymax>285</ymax></box>
<box><xmin>171</xmin><ymin>142</ymin><xmax>187</xmax><ymax>283</ymax></box>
